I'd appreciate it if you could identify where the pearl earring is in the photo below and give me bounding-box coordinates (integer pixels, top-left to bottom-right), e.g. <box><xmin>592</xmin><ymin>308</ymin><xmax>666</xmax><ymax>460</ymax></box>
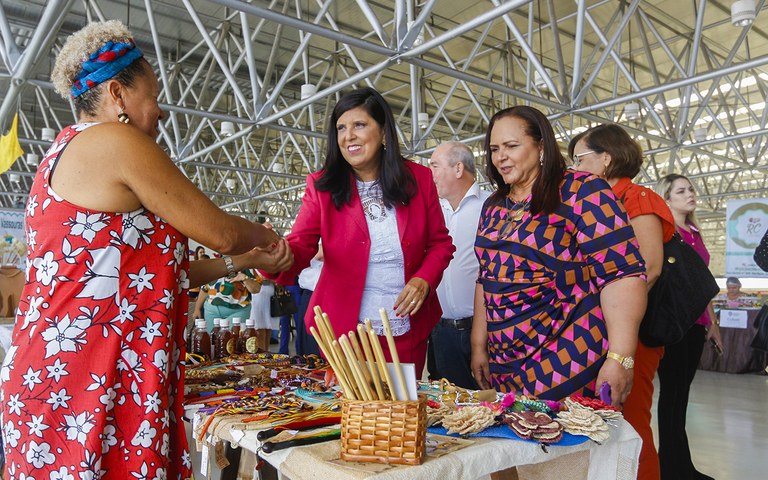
<box><xmin>117</xmin><ymin>108</ymin><xmax>130</xmax><ymax>124</ymax></box>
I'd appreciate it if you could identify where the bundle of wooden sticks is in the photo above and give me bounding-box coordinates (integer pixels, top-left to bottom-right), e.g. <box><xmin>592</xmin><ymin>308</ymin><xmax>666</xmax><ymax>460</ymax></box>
<box><xmin>309</xmin><ymin>306</ymin><xmax>410</xmax><ymax>401</ymax></box>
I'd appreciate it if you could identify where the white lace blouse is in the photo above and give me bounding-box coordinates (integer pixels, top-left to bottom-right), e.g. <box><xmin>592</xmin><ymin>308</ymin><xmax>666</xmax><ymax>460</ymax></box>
<box><xmin>356</xmin><ymin>179</ymin><xmax>410</xmax><ymax>336</ymax></box>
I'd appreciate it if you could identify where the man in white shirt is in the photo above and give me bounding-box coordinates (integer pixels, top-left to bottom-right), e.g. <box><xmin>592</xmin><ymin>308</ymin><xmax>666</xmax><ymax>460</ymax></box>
<box><xmin>428</xmin><ymin>141</ymin><xmax>490</xmax><ymax>389</ymax></box>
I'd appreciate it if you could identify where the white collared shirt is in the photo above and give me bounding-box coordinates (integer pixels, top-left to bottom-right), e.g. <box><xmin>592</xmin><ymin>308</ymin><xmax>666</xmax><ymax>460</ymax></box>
<box><xmin>436</xmin><ymin>182</ymin><xmax>490</xmax><ymax>320</ymax></box>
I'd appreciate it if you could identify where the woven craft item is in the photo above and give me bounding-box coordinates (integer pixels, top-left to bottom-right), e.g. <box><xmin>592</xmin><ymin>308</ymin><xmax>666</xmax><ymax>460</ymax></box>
<box><xmin>340</xmin><ymin>395</ymin><xmax>427</xmax><ymax>465</ymax></box>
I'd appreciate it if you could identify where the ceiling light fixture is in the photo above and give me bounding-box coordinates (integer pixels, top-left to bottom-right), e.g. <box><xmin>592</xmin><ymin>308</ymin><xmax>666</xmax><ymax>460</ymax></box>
<box><xmin>731</xmin><ymin>0</ymin><xmax>756</xmax><ymax>27</ymax></box>
<box><xmin>300</xmin><ymin>84</ymin><xmax>316</xmax><ymax>100</ymax></box>
<box><xmin>220</xmin><ymin>121</ymin><xmax>235</xmax><ymax>137</ymax></box>
<box><xmin>407</xmin><ymin>21</ymin><xmax>425</xmax><ymax>47</ymax></box>
<box><xmin>625</xmin><ymin>103</ymin><xmax>641</xmax><ymax>121</ymax></box>
<box><xmin>693</xmin><ymin>128</ymin><xmax>707</xmax><ymax>142</ymax></box>
<box><xmin>26</xmin><ymin>153</ymin><xmax>39</xmax><ymax>166</ymax></box>
<box><xmin>418</xmin><ymin>112</ymin><xmax>429</xmax><ymax>129</ymax></box>
<box><xmin>534</xmin><ymin>69</ymin><xmax>551</xmax><ymax>90</ymax></box>
<box><xmin>41</xmin><ymin>127</ymin><xmax>55</xmax><ymax>142</ymax></box>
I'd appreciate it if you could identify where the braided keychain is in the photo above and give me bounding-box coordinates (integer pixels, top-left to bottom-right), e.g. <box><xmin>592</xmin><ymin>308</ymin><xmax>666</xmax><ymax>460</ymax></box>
<box><xmin>197</xmin><ymin>393</ymin><xmax>311</xmax><ymax>441</ymax></box>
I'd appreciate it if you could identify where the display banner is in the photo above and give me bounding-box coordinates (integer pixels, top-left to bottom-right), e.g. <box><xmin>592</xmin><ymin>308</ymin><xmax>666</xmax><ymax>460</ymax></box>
<box><xmin>0</xmin><ymin>208</ymin><xmax>26</xmax><ymax>269</ymax></box>
<box><xmin>725</xmin><ymin>199</ymin><xmax>768</xmax><ymax>277</ymax></box>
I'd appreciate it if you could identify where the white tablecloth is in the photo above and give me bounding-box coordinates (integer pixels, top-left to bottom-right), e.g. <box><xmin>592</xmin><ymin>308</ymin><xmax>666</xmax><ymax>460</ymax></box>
<box><xmin>206</xmin><ymin>417</ymin><xmax>640</xmax><ymax>480</ymax></box>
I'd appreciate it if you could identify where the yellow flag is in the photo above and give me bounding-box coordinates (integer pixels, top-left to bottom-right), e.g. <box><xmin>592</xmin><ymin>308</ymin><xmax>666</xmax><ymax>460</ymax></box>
<box><xmin>0</xmin><ymin>113</ymin><xmax>25</xmax><ymax>175</ymax></box>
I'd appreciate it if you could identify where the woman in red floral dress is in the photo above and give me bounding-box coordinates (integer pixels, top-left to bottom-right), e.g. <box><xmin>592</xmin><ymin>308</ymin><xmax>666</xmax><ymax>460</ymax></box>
<box><xmin>0</xmin><ymin>21</ymin><xmax>292</xmax><ymax>479</ymax></box>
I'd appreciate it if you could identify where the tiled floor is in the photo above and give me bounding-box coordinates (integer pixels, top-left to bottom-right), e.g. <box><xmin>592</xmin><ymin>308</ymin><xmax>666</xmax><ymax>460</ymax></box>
<box><xmin>651</xmin><ymin>369</ymin><xmax>768</xmax><ymax>479</ymax></box>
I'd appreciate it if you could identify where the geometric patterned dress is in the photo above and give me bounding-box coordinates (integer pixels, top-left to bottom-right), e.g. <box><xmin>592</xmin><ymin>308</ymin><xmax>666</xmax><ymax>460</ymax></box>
<box><xmin>1</xmin><ymin>124</ymin><xmax>192</xmax><ymax>479</ymax></box>
<box><xmin>475</xmin><ymin>170</ymin><xmax>645</xmax><ymax>400</ymax></box>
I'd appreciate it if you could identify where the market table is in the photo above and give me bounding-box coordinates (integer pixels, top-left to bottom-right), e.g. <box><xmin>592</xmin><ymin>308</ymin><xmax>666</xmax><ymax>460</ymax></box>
<box><xmin>698</xmin><ymin>308</ymin><xmax>768</xmax><ymax>374</ymax></box>
<box><xmin>196</xmin><ymin>414</ymin><xmax>641</xmax><ymax>480</ymax></box>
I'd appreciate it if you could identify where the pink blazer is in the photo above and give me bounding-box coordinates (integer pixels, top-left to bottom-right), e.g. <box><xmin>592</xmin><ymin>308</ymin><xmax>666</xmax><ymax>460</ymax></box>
<box><xmin>267</xmin><ymin>161</ymin><xmax>455</xmax><ymax>345</ymax></box>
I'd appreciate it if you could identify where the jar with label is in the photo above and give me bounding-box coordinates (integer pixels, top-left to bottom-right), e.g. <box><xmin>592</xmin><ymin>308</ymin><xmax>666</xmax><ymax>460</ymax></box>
<box><xmin>238</xmin><ymin>319</ymin><xmax>258</xmax><ymax>353</ymax></box>
<box><xmin>210</xmin><ymin>317</ymin><xmax>222</xmax><ymax>358</ymax></box>
<box><xmin>231</xmin><ymin>317</ymin><xmax>242</xmax><ymax>344</ymax></box>
<box><xmin>190</xmin><ymin>318</ymin><xmax>211</xmax><ymax>360</ymax></box>
<box><xmin>218</xmin><ymin>318</ymin><xmax>235</xmax><ymax>358</ymax></box>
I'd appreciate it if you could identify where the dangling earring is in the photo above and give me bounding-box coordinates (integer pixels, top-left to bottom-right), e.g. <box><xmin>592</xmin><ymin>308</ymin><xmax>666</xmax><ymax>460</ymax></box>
<box><xmin>539</xmin><ymin>151</ymin><xmax>544</xmax><ymax>166</ymax></box>
<box><xmin>117</xmin><ymin>108</ymin><xmax>130</xmax><ymax>124</ymax></box>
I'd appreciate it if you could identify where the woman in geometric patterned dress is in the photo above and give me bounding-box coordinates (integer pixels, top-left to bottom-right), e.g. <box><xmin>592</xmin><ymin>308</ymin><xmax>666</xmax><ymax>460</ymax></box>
<box><xmin>0</xmin><ymin>21</ymin><xmax>292</xmax><ymax>479</ymax></box>
<box><xmin>471</xmin><ymin>106</ymin><xmax>647</xmax><ymax>404</ymax></box>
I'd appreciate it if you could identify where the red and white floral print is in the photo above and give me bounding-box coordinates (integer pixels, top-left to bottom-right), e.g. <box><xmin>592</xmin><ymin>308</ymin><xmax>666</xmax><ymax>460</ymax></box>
<box><xmin>1</xmin><ymin>124</ymin><xmax>192</xmax><ymax>479</ymax></box>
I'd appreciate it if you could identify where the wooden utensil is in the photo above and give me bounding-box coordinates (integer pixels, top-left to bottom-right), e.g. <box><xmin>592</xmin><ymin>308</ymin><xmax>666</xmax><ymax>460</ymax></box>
<box><xmin>365</xmin><ymin>319</ymin><xmax>397</xmax><ymax>400</ymax></box>
<box><xmin>309</xmin><ymin>326</ymin><xmax>355</xmax><ymax>400</ymax></box>
<box><xmin>348</xmin><ymin>330</ymin><xmax>373</xmax><ymax>384</ymax></box>
<box><xmin>379</xmin><ymin>308</ymin><xmax>409</xmax><ymax>400</ymax></box>
<box><xmin>339</xmin><ymin>334</ymin><xmax>374</xmax><ymax>401</ymax></box>
<box><xmin>331</xmin><ymin>339</ymin><xmax>361</xmax><ymax>399</ymax></box>
<box><xmin>313</xmin><ymin>309</ymin><xmax>345</xmax><ymax>382</ymax></box>
<box><xmin>357</xmin><ymin>323</ymin><xmax>385</xmax><ymax>400</ymax></box>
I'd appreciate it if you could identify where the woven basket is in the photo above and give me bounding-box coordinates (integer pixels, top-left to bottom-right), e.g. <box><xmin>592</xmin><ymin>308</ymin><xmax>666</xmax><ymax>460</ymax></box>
<box><xmin>340</xmin><ymin>395</ymin><xmax>427</xmax><ymax>465</ymax></box>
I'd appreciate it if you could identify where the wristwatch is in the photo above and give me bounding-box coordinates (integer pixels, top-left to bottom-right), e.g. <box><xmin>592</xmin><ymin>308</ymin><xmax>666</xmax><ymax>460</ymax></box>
<box><xmin>222</xmin><ymin>255</ymin><xmax>237</xmax><ymax>279</ymax></box>
<box><xmin>607</xmin><ymin>351</ymin><xmax>635</xmax><ymax>370</ymax></box>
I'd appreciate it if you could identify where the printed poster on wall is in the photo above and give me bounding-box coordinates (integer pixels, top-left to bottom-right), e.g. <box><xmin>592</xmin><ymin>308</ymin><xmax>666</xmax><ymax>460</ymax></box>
<box><xmin>725</xmin><ymin>198</ymin><xmax>768</xmax><ymax>277</ymax></box>
<box><xmin>0</xmin><ymin>208</ymin><xmax>26</xmax><ymax>269</ymax></box>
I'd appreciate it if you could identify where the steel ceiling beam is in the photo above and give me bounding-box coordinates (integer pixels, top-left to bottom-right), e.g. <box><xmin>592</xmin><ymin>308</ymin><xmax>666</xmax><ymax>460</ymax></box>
<box><xmin>0</xmin><ymin>0</ymin><xmax>75</xmax><ymax>130</ymax></box>
<box><xmin>1</xmin><ymin>0</ymin><xmax>767</xmax><ymax>268</ymax></box>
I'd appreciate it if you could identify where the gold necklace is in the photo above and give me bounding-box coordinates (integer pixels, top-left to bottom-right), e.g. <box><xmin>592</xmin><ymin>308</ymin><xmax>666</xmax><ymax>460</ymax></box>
<box><xmin>499</xmin><ymin>196</ymin><xmax>530</xmax><ymax>237</ymax></box>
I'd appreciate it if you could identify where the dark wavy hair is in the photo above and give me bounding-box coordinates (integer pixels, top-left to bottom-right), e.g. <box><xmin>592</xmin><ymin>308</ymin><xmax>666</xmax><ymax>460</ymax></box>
<box><xmin>567</xmin><ymin>124</ymin><xmax>644</xmax><ymax>179</ymax></box>
<box><xmin>315</xmin><ymin>87</ymin><xmax>415</xmax><ymax>209</ymax></box>
<box><xmin>484</xmin><ymin>105</ymin><xmax>566</xmax><ymax>215</ymax></box>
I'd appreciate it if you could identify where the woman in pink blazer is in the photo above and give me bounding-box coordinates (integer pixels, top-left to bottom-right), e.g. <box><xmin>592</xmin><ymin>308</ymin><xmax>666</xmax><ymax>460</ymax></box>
<box><xmin>267</xmin><ymin>88</ymin><xmax>454</xmax><ymax>377</ymax></box>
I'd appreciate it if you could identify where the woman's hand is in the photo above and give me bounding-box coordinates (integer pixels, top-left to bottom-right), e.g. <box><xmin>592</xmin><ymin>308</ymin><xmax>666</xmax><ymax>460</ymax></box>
<box><xmin>231</xmin><ymin>272</ymin><xmax>249</xmax><ymax>282</ymax></box>
<box><xmin>191</xmin><ymin>289</ymin><xmax>208</xmax><ymax>320</ymax></box>
<box><xmin>706</xmin><ymin>323</ymin><xmax>724</xmax><ymax>354</ymax></box>
<box><xmin>597</xmin><ymin>276</ymin><xmax>644</xmax><ymax>407</ymax></box>
<box><xmin>471</xmin><ymin>344</ymin><xmax>491</xmax><ymax>390</ymax></box>
<box><xmin>471</xmin><ymin>284</ymin><xmax>491</xmax><ymax>389</ymax></box>
<box><xmin>393</xmin><ymin>277</ymin><xmax>430</xmax><ymax>317</ymax></box>
<box><xmin>596</xmin><ymin>359</ymin><xmax>634</xmax><ymax>407</ymax></box>
<box><xmin>235</xmin><ymin>239</ymin><xmax>293</xmax><ymax>273</ymax></box>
